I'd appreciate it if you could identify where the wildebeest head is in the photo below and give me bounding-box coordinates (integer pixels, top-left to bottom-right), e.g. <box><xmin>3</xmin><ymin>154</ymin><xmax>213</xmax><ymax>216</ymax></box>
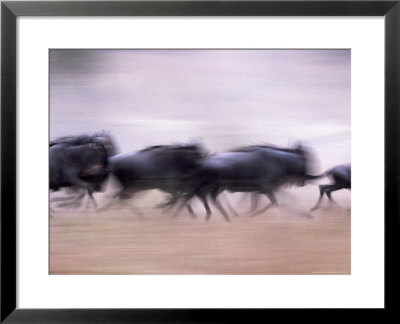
<box><xmin>286</xmin><ymin>141</ymin><xmax>319</xmax><ymax>185</ymax></box>
<box><xmin>50</xmin><ymin>130</ymin><xmax>118</xmax><ymax>158</ymax></box>
<box><xmin>90</xmin><ymin>130</ymin><xmax>118</xmax><ymax>157</ymax></box>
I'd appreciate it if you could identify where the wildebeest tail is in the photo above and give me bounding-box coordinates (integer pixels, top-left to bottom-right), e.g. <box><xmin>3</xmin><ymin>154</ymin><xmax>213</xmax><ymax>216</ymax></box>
<box><xmin>304</xmin><ymin>170</ymin><xmax>329</xmax><ymax>181</ymax></box>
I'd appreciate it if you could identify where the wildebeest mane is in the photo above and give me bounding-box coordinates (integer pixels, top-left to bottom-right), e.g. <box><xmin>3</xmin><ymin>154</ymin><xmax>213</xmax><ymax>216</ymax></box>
<box><xmin>230</xmin><ymin>143</ymin><xmax>301</xmax><ymax>154</ymax></box>
<box><xmin>137</xmin><ymin>145</ymin><xmax>166</xmax><ymax>152</ymax></box>
<box><xmin>138</xmin><ymin>143</ymin><xmax>206</xmax><ymax>154</ymax></box>
<box><xmin>50</xmin><ymin>131</ymin><xmax>118</xmax><ymax>157</ymax></box>
<box><xmin>49</xmin><ymin>135</ymin><xmax>93</xmax><ymax>147</ymax></box>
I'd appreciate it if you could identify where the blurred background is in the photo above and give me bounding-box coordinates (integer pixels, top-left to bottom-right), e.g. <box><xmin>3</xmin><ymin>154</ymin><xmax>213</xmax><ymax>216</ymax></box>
<box><xmin>49</xmin><ymin>49</ymin><xmax>351</xmax><ymax>275</ymax></box>
<box><xmin>50</xmin><ymin>49</ymin><xmax>350</xmax><ymax>168</ymax></box>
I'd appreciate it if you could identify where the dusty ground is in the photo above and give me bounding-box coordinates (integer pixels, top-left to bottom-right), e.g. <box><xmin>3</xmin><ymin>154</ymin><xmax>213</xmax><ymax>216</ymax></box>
<box><xmin>50</xmin><ymin>188</ymin><xmax>351</xmax><ymax>275</ymax></box>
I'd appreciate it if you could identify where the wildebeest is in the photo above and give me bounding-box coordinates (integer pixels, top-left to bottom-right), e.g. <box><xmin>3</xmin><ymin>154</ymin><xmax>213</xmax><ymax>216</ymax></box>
<box><xmin>310</xmin><ymin>163</ymin><xmax>351</xmax><ymax>212</ymax></box>
<box><xmin>50</xmin><ymin>130</ymin><xmax>117</xmax><ymax>155</ymax></box>
<box><xmin>174</xmin><ymin>143</ymin><xmax>317</xmax><ymax>221</ymax></box>
<box><xmin>49</xmin><ymin>131</ymin><xmax>116</xmax><ymax>209</ymax></box>
<box><xmin>102</xmin><ymin>143</ymin><xmax>207</xmax><ymax>215</ymax></box>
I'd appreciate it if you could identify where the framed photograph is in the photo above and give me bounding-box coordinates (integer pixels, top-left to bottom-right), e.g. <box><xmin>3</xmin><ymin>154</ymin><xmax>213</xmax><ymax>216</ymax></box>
<box><xmin>1</xmin><ymin>0</ymin><xmax>398</xmax><ymax>322</ymax></box>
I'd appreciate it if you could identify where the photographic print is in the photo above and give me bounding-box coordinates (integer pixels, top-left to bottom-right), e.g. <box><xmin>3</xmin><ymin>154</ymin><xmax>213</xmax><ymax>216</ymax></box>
<box><xmin>49</xmin><ymin>49</ymin><xmax>351</xmax><ymax>275</ymax></box>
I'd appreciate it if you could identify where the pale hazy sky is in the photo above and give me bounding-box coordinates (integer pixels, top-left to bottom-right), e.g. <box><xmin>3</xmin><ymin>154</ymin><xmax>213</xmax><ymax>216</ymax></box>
<box><xmin>50</xmin><ymin>49</ymin><xmax>350</xmax><ymax>167</ymax></box>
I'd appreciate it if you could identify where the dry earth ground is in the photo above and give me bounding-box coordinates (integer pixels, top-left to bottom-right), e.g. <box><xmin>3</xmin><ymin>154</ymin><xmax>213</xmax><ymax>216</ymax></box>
<box><xmin>50</xmin><ymin>188</ymin><xmax>351</xmax><ymax>275</ymax></box>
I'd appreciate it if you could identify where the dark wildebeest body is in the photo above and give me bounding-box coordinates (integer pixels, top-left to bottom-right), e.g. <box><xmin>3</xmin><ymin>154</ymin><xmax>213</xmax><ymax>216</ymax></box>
<box><xmin>49</xmin><ymin>132</ymin><xmax>116</xmax><ymax>209</ymax></box>
<box><xmin>310</xmin><ymin>163</ymin><xmax>351</xmax><ymax>212</ymax></box>
<box><xmin>50</xmin><ymin>143</ymin><xmax>109</xmax><ymax>207</ymax></box>
<box><xmin>237</xmin><ymin>145</ymin><xmax>314</xmax><ymax>213</ymax></box>
<box><xmin>175</xmin><ymin>143</ymin><xmax>315</xmax><ymax>221</ymax></box>
<box><xmin>104</xmin><ymin>144</ymin><xmax>206</xmax><ymax>215</ymax></box>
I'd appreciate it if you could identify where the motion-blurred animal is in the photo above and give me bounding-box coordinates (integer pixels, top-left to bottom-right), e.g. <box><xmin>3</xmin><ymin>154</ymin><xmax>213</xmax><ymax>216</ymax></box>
<box><xmin>310</xmin><ymin>163</ymin><xmax>351</xmax><ymax>212</ymax></box>
<box><xmin>174</xmin><ymin>143</ymin><xmax>317</xmax><ymax>221</ymax></box>
<box><xmin>103</xmin><ymin>143</ymin><xmax>207</xmax><ymax>216</ymax></box>
<box><xmin>49</xmin><ymin>131</ymin><xmax>116</xmax><ymax>209</ymax></box>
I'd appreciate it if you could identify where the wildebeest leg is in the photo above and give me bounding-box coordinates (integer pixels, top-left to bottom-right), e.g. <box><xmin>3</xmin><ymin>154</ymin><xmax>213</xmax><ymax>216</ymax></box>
<box><xmin>173</xmin><ymin>199</ymin><xmax>196</xmax><ymax>217</ymax></box>
<box><xmin>209</xmin><ymin>189</ymin><xmax>230</xmax><ymax>222</ymax></box>
<box><xmin>346</xmin><ymin>189</ymin><xmax>351</xmax><ymax>215</ymax></box>
<box><xmin>310</xmin><ymin>183</ymin><xmax>345</xmax><ymax>211</ymax></box>
<box><xmin>172</xmin><ymin>196</ymin><xmax>189</xmax><ymax>218</ymax></box>
<box><xmin>310</xmin><ymin>185</ymin><xmax>326</xmax><ymax>212</ymax></box>
<box><xmin>172</xmin><ymin>192</ymin><xmax>203</xmax><ymax>219</ymax></box>
<box><xmin>87</xmin><ymin>191</ymin><xmax>98</xmax><ymax>209</ymax></box>
<box><xmin>159</xmin><ymin>194</ymin><xmax>197</xmax><ymax>217</ymax></box>
<box><xmin>172</xmin><ymin>194</ymin><xmax>195</xmax><ymax>218</ymax></box>
<box><xmin>66</xmin><ymin>177</ymin><xmax>99</xmax><ymax>209</ymax></box>
<box><xmin>198</xmin><ymin>193</ymin><xmax>212</xmax><ymax>220</ymax></box>
<box><xmin>173</xmin><ymin>188</ymin><xmax>210</xmax><ymax>219</ymax></box>
<box><xmin>249</xmin><ymin>193</ymin><xmax>260</xmax><ymax>213</ymax></box>
<box><xmin>109</xmin><ymin>188</ymin><xmax>145</xmax><ymax>218</ymax></box>
<box><xmin>167</xmin><ymin>195</ymin><xmax>196</xmax><ymax>218</ymax></box>
<box><xmin>277</xmin><ymin>191</ymin><xmax>314</xmax><ymax>219</ymax></box>
<box><xmin>159</xmin><ymin>199</ymin><xmax>178</xmax><ymax>214</ymax></box>
<box><xmin>220</xmin><ymin>192</ymin><xmax>239</xmax><ymax>217</ymax></box>
<box><xmin>325</xmin><ymin>183</ymin><xmax>345</xmax><ymax>204</ymax></box>
<box><xmin>158</xmin><ymin>194</ymin><xmax>197</xmax><ymax>218</ymax></box>
<box><xmin>238</xmin><ymin>192</ymin><xmax>255</xmax><ymax>213</ymax></box>
<box><xmin>252</xmin><ymin>190</ymin><xmax>278</xmax><ymax>216</ymax></box>
<box><xmin>172</xmin><ymin>185</ymin><xmax>212</xmax><ymax>219</ymax></box>
<box><xmin>185</xmin><ymin>202</ymin><xmax>197</xmax><ymax>218</ymax></box>
<box><xmin>69</xmin><ymin>177</ymin><xmax>95</xmax><ymax>193</ymax></box>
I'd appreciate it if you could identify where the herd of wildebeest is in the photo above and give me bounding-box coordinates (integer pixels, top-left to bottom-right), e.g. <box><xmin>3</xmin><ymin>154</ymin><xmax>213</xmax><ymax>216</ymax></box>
<box><xmin>49</xmin><ymin>131</ymin><xmax>351</xmax><ymax>221</ymax></box>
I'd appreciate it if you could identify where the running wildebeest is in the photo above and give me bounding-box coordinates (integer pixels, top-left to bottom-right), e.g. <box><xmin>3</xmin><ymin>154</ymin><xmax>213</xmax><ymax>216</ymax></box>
<box><xmin>174</xmin><ymin>143</ymin><xmax>317</xmax><ymax>221</ymax></box>
<box><xmin>49</xmin><ymin>131</ymin><xmax>116</xmax><ymax>209</ymax></box>
<box><xmin>310</xmin><ymin>163</ymin><xmax>351</xmax><ymax>212</ymax></box>
<box><xmin>102</xmin><ymin>143</ymin><xmax>207</xmax><ymax>216</ymax></box>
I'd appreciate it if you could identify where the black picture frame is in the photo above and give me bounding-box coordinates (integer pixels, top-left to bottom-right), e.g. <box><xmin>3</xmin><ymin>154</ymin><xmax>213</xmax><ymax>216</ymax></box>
<box><xmin>1</xmin><ymin>1</ymin><xmax>399</xmax><ymax>322</ymax></box>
